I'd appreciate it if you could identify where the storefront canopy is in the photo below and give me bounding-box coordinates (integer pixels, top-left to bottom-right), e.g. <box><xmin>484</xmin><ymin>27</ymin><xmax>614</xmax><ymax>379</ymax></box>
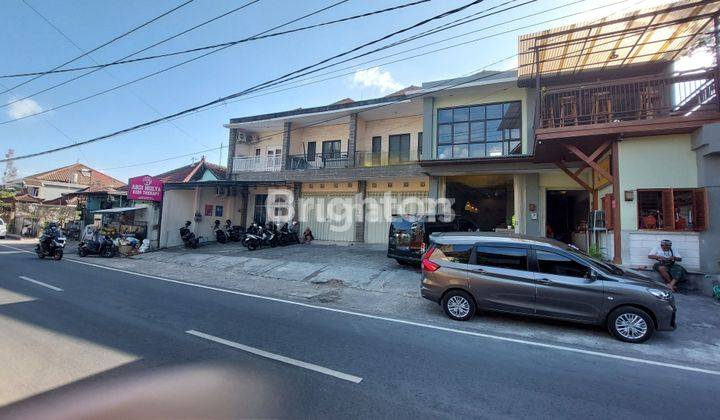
<box><xmin>93</xmin><ymin>205</ymin><xmax>148</xmax><ymax>214</ymax></box>
<box><xmin>518</xmin><ymin>0</ymin><xmax>719</xmax><ymax>82</ymax></box>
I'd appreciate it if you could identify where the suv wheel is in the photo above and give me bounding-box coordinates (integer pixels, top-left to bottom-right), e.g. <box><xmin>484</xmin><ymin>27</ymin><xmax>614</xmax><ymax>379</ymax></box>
<box><xmin>442</xmin><ymin>290</ymin><xmax>475</xmax><ymax>321</ymax></box>
<box><xmin>608</xmin><ymin>306</ymin><xmax>655</xmax><ymax>343</ymax></box>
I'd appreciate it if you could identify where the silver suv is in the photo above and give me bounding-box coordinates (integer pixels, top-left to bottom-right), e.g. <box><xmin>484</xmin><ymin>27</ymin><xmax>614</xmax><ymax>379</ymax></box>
<box><xmin>421</xmin><ymin>233</ymin><xmax>676</xmax><ymax>343</ymax></box>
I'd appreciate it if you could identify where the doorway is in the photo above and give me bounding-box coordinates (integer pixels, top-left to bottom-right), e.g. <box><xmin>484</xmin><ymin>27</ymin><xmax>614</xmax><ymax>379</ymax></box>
<box><xmin>445</xmin><ymin>175</ymin><xmax>514</xmax><ymax>232</ymax></box>
<box><xmin>545</xmin><ymin>190</ymin><xmax>590</xmax><ymax>245</ymax></box>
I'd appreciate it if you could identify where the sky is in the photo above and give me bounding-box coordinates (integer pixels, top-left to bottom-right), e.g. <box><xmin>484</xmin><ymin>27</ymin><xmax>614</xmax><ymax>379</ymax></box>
<box><xmin>0</xmin><ymin>0</ymin><xmax>674</xmax><ymax>182</ymax></box>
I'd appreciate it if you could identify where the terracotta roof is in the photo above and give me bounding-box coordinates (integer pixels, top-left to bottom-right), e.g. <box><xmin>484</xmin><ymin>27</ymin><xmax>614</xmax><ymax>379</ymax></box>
<box><xmin>154</xmin><ymin>157</ymin><xmax>227</xmax><ymax>183</ymax></box>
<box><xmin>23</xmin><ymin>163</ymin><xmax>125</xmax><ymax>188</ymax></box>
<box><xmin>42</xmin><ymin>196</ymin><xmax>79</xmax><ymax>206</ymax></box>
<box><xmin>67</xmin><ymin>183</ymin><xmax>127</xmax><ymax>196</ymax></box>
<box><xmin>331</xmin><ymin>98</ymin><xmax>355</xmax><ymax>105</ymax></box>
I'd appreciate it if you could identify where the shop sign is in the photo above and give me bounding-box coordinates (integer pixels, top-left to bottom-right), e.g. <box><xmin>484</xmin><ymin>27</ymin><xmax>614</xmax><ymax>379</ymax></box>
<box><xmin>128</xmin><ymin>175</ymin><xmax>164</xmax><ymax>202</ymax></box>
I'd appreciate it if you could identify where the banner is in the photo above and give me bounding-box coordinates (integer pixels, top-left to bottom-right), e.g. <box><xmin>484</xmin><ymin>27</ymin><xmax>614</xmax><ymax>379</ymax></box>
<box><xmin>128</xmin><ymin>175</ymin><xmax>163</xmax><ymax>202</ymax></box>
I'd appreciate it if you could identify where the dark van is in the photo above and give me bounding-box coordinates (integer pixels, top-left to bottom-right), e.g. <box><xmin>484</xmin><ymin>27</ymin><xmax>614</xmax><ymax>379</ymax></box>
<box><xmin>387</xmin><ymin>215</ymin><xmax>477</xmax><ymax>265</ymax></box>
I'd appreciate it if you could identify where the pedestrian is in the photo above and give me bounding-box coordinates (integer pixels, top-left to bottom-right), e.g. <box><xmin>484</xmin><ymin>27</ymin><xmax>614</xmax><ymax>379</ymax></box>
<box><xmin>303</xmin><ymin>227</ymin><xmax>314</xmax><ymax>244</ymax></box>
<box><xmin>648</xmin><ymin>239</ymin><xmax>685</xmax><ymax>291</ymax></box>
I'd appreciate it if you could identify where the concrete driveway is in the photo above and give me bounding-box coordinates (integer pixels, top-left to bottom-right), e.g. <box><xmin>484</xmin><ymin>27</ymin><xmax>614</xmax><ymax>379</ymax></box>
<box><xmin>35</xmin><ymin>240</ymin><xmax>720</xmax><ymax>372</ymax></box>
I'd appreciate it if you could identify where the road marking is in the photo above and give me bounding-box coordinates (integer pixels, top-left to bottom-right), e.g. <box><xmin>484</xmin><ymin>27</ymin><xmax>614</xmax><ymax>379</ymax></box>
<box><xmin>0</xmin><ymin>244</ymin><xmax>33</xmax><ymax>253</ymax></box>
<box><xmin>18</xmin><ymin>276</ymin><xmax>63</xmax><ymax>292</ymax></box>
<box><xmin>0</xmin><ymin>251</ymin><xmax>23</xmax><ymax>254</ymax></box>
<box><xmin>186</xmin><ymin>329</ymin><xmax>363</xmax><ymax>383</ymax></box>
<box><xmin>35</xmin><ymin>250</ymin><xmax>720</xmax><ymax>377</ymax></box>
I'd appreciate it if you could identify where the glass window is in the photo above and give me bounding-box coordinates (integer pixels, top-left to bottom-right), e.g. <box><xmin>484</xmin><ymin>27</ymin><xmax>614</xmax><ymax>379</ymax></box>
<box><xmin>453</xmin><ymin>107</ymin><xmax>469</xmax><ymax>122</ymax></box>
<box><xmin>536</xmin><ymin>250</ymin><xmax>589</xmax><ymax>278</ymax></box>
<box><xmin>453</xmin><ymin>123</ymin><xmax>469</xmax><ymax>143</ymax></box>
<box><xmin>434</xmin><ymin>243</ymin><xmax>472</xmax><ymax>263</ymax></box>
<box><xmin>469</xmin><ymin>143</ymin><xmax>486</xmax><ymax>157</ymax></box>
<box><xmin>438</xmin><ymin>109</ymin><xmax>453</xmax><ymax>124</ymax></box>
<box><xmin>438</xmin><ymin>125</ymin><xmax>452</xmax><ymax>144</ymax></box>
<box><xmin>475</xmin><ymin>246</ymin><xmax>528</xmax><ymax>271</ymax></box>
<box><xmin>436</xmin><ymin>101</ymin><xmax>521</xmax><ymax>159</ymax></box>
<box><xmin>470</xmin><ymin>122</ymin><xmax>485</xmax><ymax>142</ymax></box>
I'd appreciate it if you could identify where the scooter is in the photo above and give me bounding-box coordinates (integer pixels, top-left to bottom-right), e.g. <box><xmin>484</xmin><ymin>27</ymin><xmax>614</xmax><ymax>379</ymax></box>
<box><xmin>224</xmin><ymin>220</ymin><xmax>243</xmax><ymax>242</ymax></box>
<box><xmin>213</xmin><ymin>220</ymin><xmax>228</xmax><ymax>244</ymax></box>
<box><xmin>277</xmin><ymin>222</ymin><xmax>300</xmax><ymax>246</ymax></box>
<box><xmin>242</xmin><ymin>223</ymin><xmax>277</xmax><ymax>250</ymax></box>
<box><xmin>78</xmin><ymin>234</ymin><xmax>116</xmax><ymax>258</ymax></box>
<box><xmin>36</xmin><ymin>226</ymin><xmax>66</xmax><ymax>260</ymax></box>
<box><xmin>179</xmin><ymin>221</ymin><xmax>200</xmax><ymax>249</ymax></box>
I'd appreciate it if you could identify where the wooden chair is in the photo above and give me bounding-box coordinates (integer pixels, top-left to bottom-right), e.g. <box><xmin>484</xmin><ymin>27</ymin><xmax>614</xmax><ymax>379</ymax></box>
<box><xmin>639</xmin><ymin>86</ymin><xmax>662</xmax><ymax>119</ymax></box>
<box><xmin>559</xmin><ymin>96</ymin><xmax>578</xmax><ymax>127</ymax></box>
<box><xmin>591</xmin><ymin>91</ymin><xmax>612</xmax><ymax>123</ymax></box>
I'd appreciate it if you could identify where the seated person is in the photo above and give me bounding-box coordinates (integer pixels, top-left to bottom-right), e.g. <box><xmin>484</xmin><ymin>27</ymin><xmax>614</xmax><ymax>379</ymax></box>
<box><xmin>648</xmin><ymin>239</ymin><xmax>685</xmax><ymax>291</ymax></box>
<box><xmin>303</xmin><ymin>227</ymin><xmax>314</xmax><ymax>244</ymax></box>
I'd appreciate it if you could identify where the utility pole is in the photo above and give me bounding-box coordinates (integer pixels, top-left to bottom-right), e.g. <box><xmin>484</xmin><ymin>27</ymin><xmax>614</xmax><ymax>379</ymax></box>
<box><xmin>219</xmin><ymin>142</ymin><xmax>223</xmax><ymax>166</ymax></box>
<box><xmin>2</xmin><ymin>149</ymin><xmax>18</xmax><ymax>185</ymax></box>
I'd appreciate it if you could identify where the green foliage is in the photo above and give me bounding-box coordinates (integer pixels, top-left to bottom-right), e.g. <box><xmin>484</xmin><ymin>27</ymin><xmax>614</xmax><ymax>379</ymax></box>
<box><xmin>0</xmin><ymin>188</ymin><xmax>15</xmax><ymax>211</ymax></box>
<box><xmin>588</xmin><ymin>245</ymin><xmax>604</xmax><ymax>260</ymax></box>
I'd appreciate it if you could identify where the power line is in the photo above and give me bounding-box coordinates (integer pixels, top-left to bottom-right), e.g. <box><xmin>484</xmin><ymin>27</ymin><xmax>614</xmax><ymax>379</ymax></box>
<box><xmin>1</xmin><ymin>0</ymin><xmax>195</xmax><ymax>96</ymax></box>
<box><xmin>0</xmin><ymin>0</ymin><xmax>499</xmax><ymax>124</ymax></box>
<box><xmin>0</xmin><ymin>0</ymin><xmax>491</xmax><ymax>161</ymax></box>
<box><xmin>1</xmin><ymin>0</ymin><xmax>263</xmax><ymax>111</ymax></box>
<box><xmin>99</xmin><ymin>144</ymin><xmax>225</xmax><ymax>171</ymax></box>
<box><xmin>0</xmin><ymin>0</ymin><xmax>432</xmax><ymax>80</ymax></box>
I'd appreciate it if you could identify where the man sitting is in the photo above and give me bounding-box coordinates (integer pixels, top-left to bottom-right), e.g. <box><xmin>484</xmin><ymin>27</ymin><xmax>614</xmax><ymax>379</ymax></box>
<box><xmin>648</xmin><ymin>239</ymin><xmax>685</xmax><ymax>291</ymax></box>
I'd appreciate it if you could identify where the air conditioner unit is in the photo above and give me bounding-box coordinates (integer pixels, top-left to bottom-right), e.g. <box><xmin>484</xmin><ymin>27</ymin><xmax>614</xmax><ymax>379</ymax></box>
<box><xmin>237</xmin><ymin>132</ymin><xmax>259</xmax><ymax>143</ymax></box>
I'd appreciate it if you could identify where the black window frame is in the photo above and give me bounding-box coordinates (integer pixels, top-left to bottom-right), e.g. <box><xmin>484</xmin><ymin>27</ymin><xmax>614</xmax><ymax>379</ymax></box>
<box><xmin>532</xmin><ymin>248</ymin><xmax>592</xmax><ymax>279</ymax></box>
<box><xmin>322</xmin><ymin>140</ymin><xmax>342</xmax><ymax>158</ymax></box>
<box><xmin>436</xmin><ymin>101</ymin><xmax>522</xmax><ymax>160</ymax></box>
<box><xmin>388</xmin><ymin>133</ymin><xmax>411</xmax><ymax>164</ymax></box>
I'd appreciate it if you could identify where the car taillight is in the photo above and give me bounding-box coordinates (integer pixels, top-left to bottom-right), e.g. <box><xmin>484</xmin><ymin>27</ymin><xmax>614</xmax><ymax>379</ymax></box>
<box><xmin>421</xmin><ymin>245</ymin><xmax>440</xmax><ymax>272</ymax></box>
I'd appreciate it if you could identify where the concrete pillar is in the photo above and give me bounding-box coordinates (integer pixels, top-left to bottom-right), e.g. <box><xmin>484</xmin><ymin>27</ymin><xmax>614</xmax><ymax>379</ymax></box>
<box><xmin>192</xmin><ymin>187</ymin><xmax>202</xmax><ymax>235</ymax></box>
<box><xmin>347</xmin><ymin>113</ymin><xmax>358</xmax><ymax>167</ymax></box>
<box><xmin>422</xmin><ymin>97</ymin><xmax>435</xmax><ymax>160</ymax></box>
<box><xmin>281</xmin><ymin>121</ymin><xmax>292</xmax><ymax>170</ymax></box>
<box><xmin>239</xmin><ymin>187</ymin><xmax>249</xmax><ymax>227</ymax></box>
<box><xmin>354</xmin><ymin>180</ymin><xmax>366</xmax><ymax>242</ymax></box>
<box><xmin>524</xmin><ymin>173</ymin><xmax>541</xmax><ymax>237</ymax></box>
<box><xmin>226</xmin><ymin>128</ymin><xmax>237</xmax><ymax>180</ymax></box>
<box><xmin>292</xmin><ymin>182</ymin><xmax>302</xmax><ymax>222</ymax></box>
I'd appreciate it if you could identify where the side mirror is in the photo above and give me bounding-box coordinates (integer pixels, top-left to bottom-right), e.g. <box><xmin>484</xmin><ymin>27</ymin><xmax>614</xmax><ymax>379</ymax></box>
<box><xmin>588</xmin><ymin>270</ymin><xmax>598</xmax><ymax>281</ymax></box>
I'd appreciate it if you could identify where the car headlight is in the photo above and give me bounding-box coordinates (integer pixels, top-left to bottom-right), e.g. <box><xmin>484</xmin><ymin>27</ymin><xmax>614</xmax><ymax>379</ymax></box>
<box><xmin>647</xmin><ymin>288</ymin><xmax>671</xmax><ymax>301</ymax></box>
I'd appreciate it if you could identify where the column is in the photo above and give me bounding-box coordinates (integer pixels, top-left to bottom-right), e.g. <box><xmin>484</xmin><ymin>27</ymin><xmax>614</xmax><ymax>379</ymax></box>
<box><xmin>354</xmin><ymin>181</ymin><xmax>366</xmax><ymax>243</ymax></box>
<box><xmin>226</xmin><ymin>128</ymin><xmax>237</xmax><ymax>180</ymax></box>
<box><xmin>422</xmin><ymin>97</ymin><xmax>435</xmax><ymax>160</ymax></box>
<box><xmin>347</xmin><ymin>113</ymin><xmax>358</xmax><ymax>167</ymax></box>
<box><xmin>281</xmin><ymin>121</ymin><xmax>292</xmax><ymax>170</ymax></box>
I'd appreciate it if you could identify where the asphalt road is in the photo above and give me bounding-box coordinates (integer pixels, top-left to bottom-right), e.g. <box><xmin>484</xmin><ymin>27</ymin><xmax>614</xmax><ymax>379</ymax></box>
<box><xmin>0</xmin><ymin>243</ymin><xmax>718</xmax><ymax>419</ymax></box>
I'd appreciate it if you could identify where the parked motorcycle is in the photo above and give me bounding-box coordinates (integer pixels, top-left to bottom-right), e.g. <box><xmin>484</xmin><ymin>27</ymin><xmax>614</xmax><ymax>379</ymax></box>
<box><xmin>179</xmin><ymin>221</ymin><xmax>200</xmax><ymax>249</ymax></box>
<box><xmin>78</xmin><ymin>233</ymin><xmax>116</xmax><ymax>258</ymax></box>
<box><xmin>242</xmin><ymin>222</ymin><xmax>277</xmax><ymax>250</ymax></box>
<box><xmin>277</xmin><ymin>221</ymin><xmax>300</xmax><ymax>246</ymax></box>
<box><xmin>36</xmin><ymin>224</ymin><xmax>66</xmax><ymax>260</ymax></box>
<box><xmin>224</xmin><ymin>220</ymin><xmax>244</xmax><ymax>242</ymax></box>
<box><xmin>213</xmin><ymin>220</ymin><xmax>228</xmax><ymax>244</ymax></box>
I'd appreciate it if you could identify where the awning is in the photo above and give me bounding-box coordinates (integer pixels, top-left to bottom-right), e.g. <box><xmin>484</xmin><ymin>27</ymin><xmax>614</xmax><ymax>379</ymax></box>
<box><xmin>93</xmin><ymin>205</ymin><xmax>148</xmax><ymax>214</ymax></box>
<box><xmin>518</xmin><ymin>0</ymin><xmax>720</xmax><ymax>81</ymax></box>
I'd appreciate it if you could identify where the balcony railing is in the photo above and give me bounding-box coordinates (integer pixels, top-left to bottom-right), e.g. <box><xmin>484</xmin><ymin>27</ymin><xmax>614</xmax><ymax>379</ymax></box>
<box><xmin>355</xmin><ymin>149</ymin><xmax>420</xmax><ymax>167</ymax></box>
<box><xmin>232</xmin><ymin>155</ymin><xmax>282</xmax><ymax>172</ymax></box>
<box><xmin>538</xmin><ymin>68</ymin><xmax>718</xmax><ymax>129</ymax></box>
<box><xmin>289</xmin><ymin>153</ymin><xmax>350</xmax><ymax>170</ymax></box>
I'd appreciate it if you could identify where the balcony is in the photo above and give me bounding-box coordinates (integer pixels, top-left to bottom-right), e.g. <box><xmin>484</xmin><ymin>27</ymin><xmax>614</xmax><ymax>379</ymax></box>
<box><xmin>355</xmin><ymin>149</ymin><xmax>420</xmax><ymax>167</ymax></box>
<box><xmin>536</xmin><ymin>68</ymin><xmax>720</xmax><ymax>139</ymax></box>
<box><xmin>289</xmin><ymin>153</ymin><xmax>351</xmax><ymax>170</ymax></box>
<box><xmin>232</xmin><ymin>155</ymin><xmax>282</xmax><ymax>172</ymax></box>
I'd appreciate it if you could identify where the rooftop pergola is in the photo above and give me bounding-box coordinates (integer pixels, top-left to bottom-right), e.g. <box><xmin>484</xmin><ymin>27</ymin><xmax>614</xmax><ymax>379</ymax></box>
<box><xmin>517</xmin><ymin>0</ymin><xmax>720</xmax><ymax>83</ymax></box>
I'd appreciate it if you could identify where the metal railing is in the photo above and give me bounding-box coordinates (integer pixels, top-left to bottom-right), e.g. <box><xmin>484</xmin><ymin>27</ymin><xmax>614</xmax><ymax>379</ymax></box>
<box><xmin>539</xmin><ymin>68</ymin><xmax>718</xmax><ymax>129</ymax></box>
<box><xmin>355</xmin><ymin>149</ymin><xmax>420</xmax><ymax>167</ymax></box>
<box><xmin>232</xmin><ymin>155</ymin><xmax>282</xmax><ymax>172</ymax></box>
<box><xmin>289</xmin><ymin>153</ymin><xmax>350</xmax><ymax>169</ymax></box>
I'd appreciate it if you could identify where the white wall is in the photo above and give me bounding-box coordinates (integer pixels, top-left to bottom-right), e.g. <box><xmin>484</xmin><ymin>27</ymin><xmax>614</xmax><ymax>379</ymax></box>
<box><xmin>627</xmin><ymin>231</ymin><xmax>700</xmax><ymax>271</ymax></box>
<box><xmin>159</xmin><ymin>189</ymin><xmax>195</xmax><ymax>248</ymax></box>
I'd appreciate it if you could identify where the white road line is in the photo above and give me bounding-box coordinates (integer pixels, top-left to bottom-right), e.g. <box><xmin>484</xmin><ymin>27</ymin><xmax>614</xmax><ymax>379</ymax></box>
<box><xmin>0</xmin><ymin>251</ymin><xmax>23</xmax><ymax>254</ymax></box>
<box><xmin>18</xmin><ymin>276</ymin><xmax>63</xmax><ymax>292</ymax></box>
<box><xmin>186</xmin><ymin>329</ymin><xmax>363</xmax><ymax>383</ymax></box>
<box><xmin>0</xmin><ymin>244</ymin><xmax>33</xmax><ymax>253</ymax></box>
<box><xmin>30</xmin><ymin>250</ymin><xmax>720</xmax><ymax>377</ymax></box>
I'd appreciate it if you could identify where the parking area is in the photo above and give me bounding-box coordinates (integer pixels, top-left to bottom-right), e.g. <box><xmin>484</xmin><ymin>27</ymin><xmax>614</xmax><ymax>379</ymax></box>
<box><xmin>51</xmin><ymin>239</ymin><xmax>720</xmax><ymax>372</ymax></box>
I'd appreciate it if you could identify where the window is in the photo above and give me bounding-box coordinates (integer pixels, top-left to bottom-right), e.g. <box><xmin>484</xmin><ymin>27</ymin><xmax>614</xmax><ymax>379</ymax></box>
<box><xmin>253</xmin><ymin>194</ymin><xmax>267</xmax><ymax>224</ymax></box>
<box><xmin>417</xmin><ymin>132</ymin><xmax>423</xmax><ymax>157</ymax></box>
<box><xmin>389</xmin><ymin>134</ymin><xmax>411</xmax><ymax>163</ymax></box>
<box><xmin>322</xmin><ymin>140</ymin><xmax>341</xmax><ymax>158</ymax></box>
<box><xmin>475</xmin><ymin>246</ymin><xmax>528</xmax><ymax>271</ymax></box>
<box><xmin>437</xmin><ymin>102</ymin><xmax>522</xmax><ymax>159</ymax></box>
<box><xmin>371</xmin><ymin>136</ymin><xmax>381</xmax><ymax>166</ymax></box>
<box><xmin>433</xmin><ymin>243</ymin><xmax>472</xmax><ymax>264</ymax></box>
<box><xmin>536</xmin><ymin>250</ymin><xmax>589</xmax><ymax>278</ymax></box>
<box><xmin>637</xmin><ymin>188</ymin><xmax>707</xmax><ymax>231</ymax></box>
<box><xmin>306</xmin><ymin>141</ymin><xmax>316</xmax><ymax>161</ymax></box>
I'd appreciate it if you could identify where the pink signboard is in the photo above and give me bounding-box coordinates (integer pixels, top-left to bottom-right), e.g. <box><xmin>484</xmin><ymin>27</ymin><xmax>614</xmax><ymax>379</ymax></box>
<box><xmin>128</xmin><ymin>175</ymin><xmax>163</xmax><ymax>202</ymax></box>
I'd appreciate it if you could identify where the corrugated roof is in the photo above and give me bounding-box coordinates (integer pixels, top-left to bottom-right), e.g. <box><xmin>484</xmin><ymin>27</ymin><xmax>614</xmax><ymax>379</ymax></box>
<box><xmin>518</xmin><ymin>0</ymin><xmax>719</xmax><ymax>80</ymax></box>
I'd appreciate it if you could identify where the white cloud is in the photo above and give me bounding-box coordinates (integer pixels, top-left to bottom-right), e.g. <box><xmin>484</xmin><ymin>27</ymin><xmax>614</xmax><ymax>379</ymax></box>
<box><xmin>7</xmin><ymin>98</ymin><xmax>42</xmax><ymax>119</ymax></box>
<box><xmin>352</xmin><ymin>67</ymin><xmax>402</xmax><ymax>94</ymax></box>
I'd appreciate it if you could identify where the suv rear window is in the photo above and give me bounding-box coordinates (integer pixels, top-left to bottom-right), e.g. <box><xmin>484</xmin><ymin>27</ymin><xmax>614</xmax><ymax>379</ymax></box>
<box><xmin>433</xmin><ymin>243</ymin><xmax>472</xmax><ymax>263</ymax></box>
<box><xmin>475</xmin><ymin>246</ymin><xmax>528</xmax><ymax>271</ymax></box>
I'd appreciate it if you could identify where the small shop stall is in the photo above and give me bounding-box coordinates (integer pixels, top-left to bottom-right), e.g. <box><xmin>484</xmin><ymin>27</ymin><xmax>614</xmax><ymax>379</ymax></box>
<box><xmin>93</xmin><ymin>205</ymin><xmax>150</xmax><ymax>255</ymax></box>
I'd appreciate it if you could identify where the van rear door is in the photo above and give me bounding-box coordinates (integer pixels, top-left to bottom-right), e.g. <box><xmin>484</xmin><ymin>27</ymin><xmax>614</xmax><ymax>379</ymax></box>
<box><xmin>388</xmin><ymin>216</ymin><xmax>424</xmax><ymax>261</ymax></box>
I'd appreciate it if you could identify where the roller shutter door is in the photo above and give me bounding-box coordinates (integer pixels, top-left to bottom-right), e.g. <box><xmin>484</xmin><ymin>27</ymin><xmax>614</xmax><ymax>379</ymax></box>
<box><xmin>300</xmin><ymin>193</ymin><xmax>356</xmax><ymax>242</ymax></box>
<box><xmin>364</xmin><ymin>191</ymin><xmax>428</xmax><ymax>244</ymax></box>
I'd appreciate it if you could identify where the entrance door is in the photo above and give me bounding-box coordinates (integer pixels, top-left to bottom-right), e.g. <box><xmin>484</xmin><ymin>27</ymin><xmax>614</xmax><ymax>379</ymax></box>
<box><xmin>371</xmin><ymin>136</ymin><xmax>381</xmax><ymax>166</ymax></box>
<box><xmin>267</xmin><ymin>147</ymin><xmax>282</xmax><ymax>169</ymax></box>
<box><xmin>533</xmin><ymin>249</ymin><xmax>604</xmax><ymax>322</ymax></box>
<box><xmin>253</xmin><ymin>194</ymin><xmax>268</xmax><ymax>224</ymax></box>
<box><xmin>468</xmin><ymin>245</ymin><xmax>535</xmax><ymax>314</ymax></box>
<box><xmin>306</xmin><ymin>141</ymin><xmax>316</xmax><ymax>161</ymax></box>
<box><xmin>545</xmin><ymin>190</ymin><xmax>590</xmax><ymax>245</ymax></box>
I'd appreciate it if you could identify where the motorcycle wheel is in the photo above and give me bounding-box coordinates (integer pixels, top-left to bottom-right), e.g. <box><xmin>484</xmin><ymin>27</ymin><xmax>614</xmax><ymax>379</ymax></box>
<box><xmin>53</xmin><ymin>249</ymin><xmax>63</xmax><ymax>261</ymax></box>
<box><xmin>102</xmin><ymin>247</ymin><xmax>114</xmax><ymax>258</ymax></box>
<box><xmin>246</xmin><ymin>240</ymin><xmax>258</xmax><ymax>251</ymax></box>
<box><xmin>37</xmin><ymin>252</ymin><xmax>45</xmax><ymax>259</ymax></box>
<box><xmin>78</xmin><ymin>247</ymin><xmax>88</xmax><ymax>257</ymax></box>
